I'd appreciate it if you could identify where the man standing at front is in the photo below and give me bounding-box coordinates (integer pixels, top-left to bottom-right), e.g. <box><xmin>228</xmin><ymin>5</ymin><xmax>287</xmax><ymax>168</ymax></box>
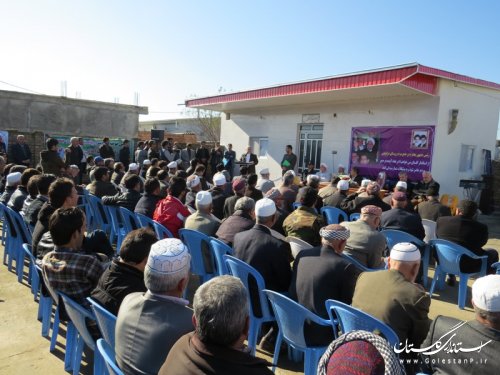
<box><xmin>115</xmin><ymin>238</ymin><xmax>193</xmax><ymax>375</ymax></box>
<box><xmin>280</xmin><ymin>145</ymin><xmax>297</xmax><ymax>176</ymax></box>
<box><xmin>11</xmin><ymin>134</ymin><xmax>32</xmax><ymax>167</ymax></box>
<box><xmin>240</xmin><ymin>146</ymin><xmax>258</xmax><ymax>175</ymax></box>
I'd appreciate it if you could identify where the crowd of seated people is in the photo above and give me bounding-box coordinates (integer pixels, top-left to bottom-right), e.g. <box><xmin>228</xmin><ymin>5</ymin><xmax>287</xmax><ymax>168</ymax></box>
<box><xmin>1</xmin><ymin>136</ymin><xmax>499</xmax><ymax>375</ymax></box>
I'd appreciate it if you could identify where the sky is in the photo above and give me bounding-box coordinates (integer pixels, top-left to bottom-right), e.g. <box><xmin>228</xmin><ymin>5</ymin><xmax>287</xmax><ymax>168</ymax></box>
<box><xmin>1</xmin><ymin>1</ymin><xmax>500</xmax><ymax>136</ymax></box>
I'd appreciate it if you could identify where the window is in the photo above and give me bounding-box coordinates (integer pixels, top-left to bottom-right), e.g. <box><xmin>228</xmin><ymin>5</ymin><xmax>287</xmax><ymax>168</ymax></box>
<box><xmin>250</xmin><ymin>137</ymin><xmax>269</xmax><ymax>158</ymax></box>
<box><xmin>459</xmin><ymin>144</ymin><xmax>475</xmax><ymax>172</ymax></box>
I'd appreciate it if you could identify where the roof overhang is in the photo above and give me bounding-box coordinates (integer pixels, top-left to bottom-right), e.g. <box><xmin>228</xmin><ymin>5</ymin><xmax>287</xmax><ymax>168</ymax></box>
<box><xmin>185</xmin><ymin>63</ymin><xmax>500</xmax><ymax>113</ymax></box>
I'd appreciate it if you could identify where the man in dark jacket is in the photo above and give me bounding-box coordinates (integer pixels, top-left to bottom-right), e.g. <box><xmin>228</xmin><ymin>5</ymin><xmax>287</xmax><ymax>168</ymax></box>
<box><xmin>91</xmin><ymin>228</ymin><xmax>157</xmax><ymax>315</ymax></box>
<box><xmin>209</xmin><ymin>174</ymin><xmax>228</xmax><ymax>220</ymax></box>
<box><xmin>323</xmin><ymin>179</ymin><xmax>349</xmax><ymax>208</ymax></box>
<box><xmin>239</xmin><ymin>145</ymin><xmax>259</xmax><ymax>175</ymax></box>
<box><xmin>223</xmin><ymin>178</ymin><xmax>246</xmax><ymax>218</ymax></box>
<box><xmin>280</xmin><ymin>145</ymin><xmax>297</xmax><ymax>175</ymax></box>
<box><xmin>290</xmin><ymin>224</ymin><xmax>359</xmax><ymax>346</ymax></box>
<box><xmin>436</xmin><ymin>199</ymin><xmax>499</xmax><ymax>273</ymax></box>
<box><xmin>8</xmin><ymin>168</ymin><xmax>40</xmax><ymax>212</ymax></box>
<box><xmin>102</xmin><ymin>174</ymin><xmax>142</xmax><ymax>212</ymax></box>
<box><xmin>233</xmin><ymin>198</ymin><xmax>292</xmax><ymax>294</ymax></box>
<box><xmin>135</xmin><ymin>178</ymin><xmax>162</xmax><ymax>218</ymax></box>
<box><xmin>118</xmin><ymin>140</ymin><xmax>131</xmax><ymax>171</ymax></box>
<box><xmin>340</xmin><ymin>181</ymin><xmax>391</xmax><ymax>214</ymax></box>
<box><xmin>380</xmin><ymin>191</ymin><xmax>425</xmax><ymax>240</ymax></box>
<box><xmin>64</xmin><ymin>137</ymin><xmax>84</xmax><ymax>167</ymax></box>
<box><xmin>40</xmin><ymin>138</ymin><xmax>66</xmax><ymax>176</ymax></box>
<box><xmin>85</xmin><ymin>167</ymin><xmax>118</xmax><ymax>198</ymax></box>
<box><xmin>216</xmin><ymin>197</ymin><xmax>255</xmax><ymax>246</ymax></box>
<box><xmin>11</xmin><ymin>134</ymin><xmax>32</xmax><ymax>166</ymax></box>
<box><xmin>99</xmin><ymin>137</ymin><xmax>115</xmax><ymax>159</ymax></box>
<box><xmin>415</xmin><ymin>186</ymin><xmax>451</xmax><ymax>221</ymax></box>
<box><xmin>195</xmin><ymin>141</ymin><xmax>210</xmax><ymax>166</ymax></box>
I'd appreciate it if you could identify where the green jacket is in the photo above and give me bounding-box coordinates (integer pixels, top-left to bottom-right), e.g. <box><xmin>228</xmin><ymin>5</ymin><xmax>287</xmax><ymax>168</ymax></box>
<box><xmin>282</xmin><ymin>206</ymin><xmax>324</xmax><ymax>246</ymax></box>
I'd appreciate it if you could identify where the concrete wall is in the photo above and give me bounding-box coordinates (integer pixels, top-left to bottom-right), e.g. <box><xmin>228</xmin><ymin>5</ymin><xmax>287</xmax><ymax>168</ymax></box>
<box><xmin>0</xmin><ymin>90</ymin><xmax>147</xmax><ymax>140</ymax></box>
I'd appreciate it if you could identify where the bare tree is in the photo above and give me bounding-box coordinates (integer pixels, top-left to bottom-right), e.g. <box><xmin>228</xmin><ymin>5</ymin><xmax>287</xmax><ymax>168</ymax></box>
<box><xmin>185</xmin><ymin>87</ymin><xmax>224</xmax><ymax>144</ymax></box>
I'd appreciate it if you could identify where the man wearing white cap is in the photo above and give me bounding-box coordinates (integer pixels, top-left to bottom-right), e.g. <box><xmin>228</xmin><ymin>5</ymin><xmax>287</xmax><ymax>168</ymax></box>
<box><xmin>185</xmin><ymin>174</ymin><xmax>202</xmax><ymax>210</ymax></box>
<box><xmin>120</xmin><ymin>162</ymin><xmax>145</xmax><ymax>193</ymax></box>
<box><xmin>184</xmin><ymin>191</ymin><xmax>220</xmax><ymax>236</ymax></box>
<box><xmin>115</xmin><ymin>238</ymin><xmax>193</xmax><ymax>375</ymax></box>
<box><xmin>383</xmin><ymin>180</ymin><xmax>414</xmax><ymax>212</ymax></box>
<box><xmin>256</xmin><ymin>167</ymin><xmax>275</xmax><ymax>194</ymax></box>
<box><xmin>352</xmin><ymin>242</ymin><xmax>431</xmax><ymax>352</ymax></box>
<box><xmin>316</xmin><ymin>163</ymin><xmax>332</xmax><ymax>182</ymax></box>
<box><xmin>167</xmin><ymin>161</ymin><xmax>177</xmax><ymax>176</ymax></box>
<box><xmin>421</xmin><ymin>275</ymin><xmax>500</xmax><ymax>375</ymax></box>
<box><xmin>341</xmin><ymin>205</ymin><xmax>386</xmax><ymax>269</ymax></box>
<box><xmin>290</xmin><ymin>224</ymin><xmax>360</xmax><ymax>346</ymax></box>
<box><xmin>0</xmin><ymin>171</ymin><xmax>22</xmax><ymax>204</ymax></box>
<box><xmin>209</xmin><ymin>173</ymin><xmax>228</xmax><ymax>220</ymax></box>
<box><xmin>234</xmin><ymin>198</ymin><xmax>292</xmax><ymax>294</ymax></box>
<box><xmin>323</xmin><ymin>179</ymin><xmax>349</xmax><ymax>208</ymax></box>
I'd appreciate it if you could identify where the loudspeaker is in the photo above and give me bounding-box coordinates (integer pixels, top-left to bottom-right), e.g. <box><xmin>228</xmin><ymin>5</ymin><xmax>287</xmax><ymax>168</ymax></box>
<box><xmin>151</xmin><ymin>129</ymin><xmax>165</xmax><ymax>141</ymax></box>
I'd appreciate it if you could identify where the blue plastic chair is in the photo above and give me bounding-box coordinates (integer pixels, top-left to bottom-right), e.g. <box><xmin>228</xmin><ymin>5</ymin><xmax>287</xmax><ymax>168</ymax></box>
<box><xmin>88</xmin><ymin>297</ymin><xmax>117</xmax><ymax>349</ymax></box>
<box><xmin>325</xmin><ymin>299</ymin><xmax>400</xmax><ymax>348</ymax></box>
<box><xmin>97</xmin><ymin>339</ymin><xmax>124</xmax><ymax>375</ymax></box>
<box><xmin>492</xmin><ymin>262</ymin><xmax>500</xmax><ymax>275</ymax></box>
<box><xmin>4</xmin><ymin>205</ymin><xmax>32</xmax><ymax>282</ymax></box>
<box><xmin>224</xmin><ymin>255</ymin><xmax>275</xmax><ymax>355</ymax></box>
<box><xmin>382</xmin><ymin>229</ymin><xmax>431</xmax><ymax>287</ymax></box>
<box><xmin>429</xmin><ymin>239</ymin><xmax>488</xmax><ymax>309</ymax></box>
<box><xmin>349</xmin><ymin>213</ymin><xmax>360</xmax><ymax>221</ymax></box>
<box><xmin>60</xmin><ymin>293</ymin><xmax>103</xmax><ymax>375</ymax></box>
<box><xmin>209</xmin><ymin>237</ymin><xmax>233</xmax><ymax>276</ymax></box>
<box><xmin>22</xmin><ymin>243</ymin><xmax>40</xmax><ymax>299</ymax></box>
<box><xmin>86</xmin><ymin>194</ymin><xmax>114</xmax><ymax>239</ymax></box>
<box><xmin>0</xmin><ymin>203</ymin><xmax>9</xmax><ymax>261</ymax></box>
<box><xmin>292</xmin><ymin>202</ymin><xmax>302</xmax><ymax>210</ymax></box>
<box><xmin>105</xmin><ymin>205</ymin><xmax>126</xmax><ymax>249</ymax></box>
<box><xmin>320</xmin><ymin>206</ymin><xmax>348</xmax><ymax>225</ymax></box>
<box><xmin>136</xmin><ymin>213</ymin><xmax>173</xmax><ymax>239</ymax></box>
<box><xmin>179</xmin><ymin>228</ymin><xmax>215</xmax><ymax>283</ymax></box>
<box><xmin>119</xmin><ymin>207</ymin><xmax>139</xmax><ymax>232</ymax></box>
<box><xmin>341</xmin><ymin>253</ymin><xmax>383</xmax><ymax>272</ymax></box>
<box><xmin>264</xmin><ymin>290</ymin><xmax>332</xmax><ymax>375</ymax></box>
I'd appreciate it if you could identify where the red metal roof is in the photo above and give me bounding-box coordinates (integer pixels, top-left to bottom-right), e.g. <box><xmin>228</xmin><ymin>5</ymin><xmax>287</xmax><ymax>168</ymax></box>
<box><xmin>185</xmin><ymin>63</ymin><xmax>500</xmax><ymax>108</ymax></box>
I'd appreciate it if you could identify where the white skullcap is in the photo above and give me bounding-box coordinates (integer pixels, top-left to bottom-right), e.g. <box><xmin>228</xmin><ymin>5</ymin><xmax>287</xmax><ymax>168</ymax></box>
<box><xmin>396</xmin><ymin>181</ymin><xmax>408</xmax><ymax>190</ymax></box>
<box><xmin>6</xmin><ymin>172</ymin><xmax>22</xmax><ymax>186</ymax></box>
<box><xmin>213</xmin><ymin>173</ymin><xmax>226</xmax><ymax>186</ymax></box>
<box><xmin>196</xmin><ymin>191</ymin><xmax>212</xmax><ymax>206</ymax></box>
<box><xmin>167</xmin><ymin>161</ymin><xmax>177</xmax><ymax>169</ymax></box>
<box><xmin>259</xmin><ymin>168</ymin><xmax>270</xmax><ymax>175</ymax></box>
<box><xmin>128</xmin><ymin>163</ymin><xmax>139</xmax><ymax>171</ymax></box>
<box><xmin>70</xmin><ymin>164</ymin><xmax>79</xmax><ymax>170</ymax></box>
<box><xmin>320</xmin><ymin>163</ymin><xmax>328</xmax><ymax>169</ymax></box>
<box><xmin>390</xmin><ymin>242</ymin><xmax>421</xmax><ymax>262</ymax></box>
<box><xmin>146</xmin><ymin>238</ymin><xmax>191</xmax><ymax>275</ymax></box>
<box><xmin>472</xmin><ymin>275</ymin><xmax>500</xmax><ymax>312</ymax></box>
<box><xmin>337</xmin><ymin>180</ymin><xmax>349</xmax><ymax>191</ymax></box>
<box><xmin>255</xmin><ymin>197</ymin><xmax>276</xmax><ymax>217</ymax></box>
<box><xmin>143</xmin><ymin>159</ymin><xmax>152</xmax><ymax>165</ymax></box>
<box><xmin>187</xmin><ymin>175</ymin><xmax>200</xmax><ymax>188</ymax></box>
<box><xmin>361</xmin><ymin>179</ymin><xmax>371</xmax><ymax>187</ymax></box>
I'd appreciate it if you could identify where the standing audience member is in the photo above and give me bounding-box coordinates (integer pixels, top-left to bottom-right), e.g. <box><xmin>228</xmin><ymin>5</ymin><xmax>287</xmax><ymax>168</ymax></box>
<box><xmin>159</xmin><ymin>276</ymin><xmax>273</xmax><ymax>375</ymax></box>
<box><xmin>134</xmin><ymin>178</ymin><xmax>162</xmax><ymax>219</ymax></box>
<box><xmin>283</xmin><ymin>186</ymin><xmax>324</xmax><ymax>246</ymax></box>
<box><xmin>223</xmin><ymin>143</ymin><xmax>237</xmax><ymax>179</ymax></box>
<box><xmin>41</xmin><ymin>207</ymin><xmax>105</xmax><ymax>307</ymax></box>
<box><xmin>118</xmin><ymin>140</ymin><xmax>131</xmax><ymax>171</ymax></box>
<box><xmin>64</xmin><ymin>137</ymin><xmax>83</xmax><ymax>168</ymax></box>
<box><xmin>115</xmin><ymin>238</ymin><xmax>193</xmax><ymax>375</ymax></box>
<box><xmin>91</xmin><ymin>228</ymin><xmax>157</xmax><ymax>315</ymax></box>
<box><xmin>153</xmin><ymin>176</ymin><xmax>190</xmax><ymax>238</ymax></box>
<box><xmin>280</xmin><ymin>145</ymin><xmax>297</xmax><ymax>175</ymax></box>
<box><xmin>216</xmin><ymin>197</ymin><xmax>255</xmax><ymax>246</ymax></box>
<box><xmin>40</xmin><ymin>138</ymin><xmax>66</xmax><ymax>176</ymax></box>
<box><xmin>99</xmin><ymin>137</ymin><xmax>115</xmax><ymax>159</ymax></box>
<box><xmin>341</xmin><ymin>205</ymin><xmax>386</xmax><ymax>269</ymax></box>
<box><xmin>185</xmin><ymin>191</ymin><xmax>220</xmax><ymax>237</ymax></box>
<box><xmin>290</xmin><ymin>225</ymin><xmax>359</xmax><ymax>346</ymax></box>
<box><xmin>195</xmin><ymin>141</ymin><xmax>210</xmax><ymax>166</ymax></box>
<box><xmin>180</xmin><ymin>143</ymin><xmax>195</xmax><ymax>170</ymax></box>
<box><xmin>11</xmin><ymin>134</ymin><xmax>32</xmax><ymax>166</ymax></box>
<box><xmin>240</xmin><ymin>146</ymin><xmax>258</xmax><ymax>175</ymax></box>
<box><xmin>102</xmin><ymin>174</ymin><xmax>142</xmax><ymax>212</ymax></box>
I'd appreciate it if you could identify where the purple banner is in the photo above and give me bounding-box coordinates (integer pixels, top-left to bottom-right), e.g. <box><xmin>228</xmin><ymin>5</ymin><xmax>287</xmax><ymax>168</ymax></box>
<box><xmin>349</xmin><ymin>126</ymin><xmax>435</xmax><ymax>181</ymax></box>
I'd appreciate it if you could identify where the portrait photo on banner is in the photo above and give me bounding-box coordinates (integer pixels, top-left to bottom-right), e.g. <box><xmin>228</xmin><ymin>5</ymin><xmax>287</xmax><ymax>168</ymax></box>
<box><xmin>410</xmin><ymin>129</ymin><xmax>430</xmax><ymax>149</ymax></box>
<box><xmin>351</xmin><ymin>132</ymin><xmax>380</xmax><ymax>165</ymax></box>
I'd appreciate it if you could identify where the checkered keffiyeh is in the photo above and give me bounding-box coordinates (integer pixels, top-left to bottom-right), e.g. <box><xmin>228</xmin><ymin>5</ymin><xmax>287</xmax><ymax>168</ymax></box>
<box><xmin>317</xmin><ymin>330</ymin><xmax>406</xmax><ymax>375</ymax></box>
<box><xmin>320</xmin><ymin>227</ymin><xmax>350</xmax><ymax>241</ymax></box>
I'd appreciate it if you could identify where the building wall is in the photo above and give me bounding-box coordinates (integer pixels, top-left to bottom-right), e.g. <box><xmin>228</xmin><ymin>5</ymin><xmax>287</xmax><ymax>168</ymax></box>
<box><xmin>221</xmin><ymin>82</ymin><xmax>500</xmax><ymax>196</ymax></box>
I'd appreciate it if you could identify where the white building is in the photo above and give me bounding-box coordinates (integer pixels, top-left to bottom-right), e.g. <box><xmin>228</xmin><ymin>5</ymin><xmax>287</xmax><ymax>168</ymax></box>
<box><xmin>185</xmin><ymin>63</ymin><xmax>500</xmax><ymax>197</ymax></box>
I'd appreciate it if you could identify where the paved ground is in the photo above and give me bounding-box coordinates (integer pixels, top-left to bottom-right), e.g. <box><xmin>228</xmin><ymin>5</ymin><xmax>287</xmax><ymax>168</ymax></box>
<box><xmin>1</xmin><ymin>211</ymin><xmax>499</xmax><ymax>375</ymax></box>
